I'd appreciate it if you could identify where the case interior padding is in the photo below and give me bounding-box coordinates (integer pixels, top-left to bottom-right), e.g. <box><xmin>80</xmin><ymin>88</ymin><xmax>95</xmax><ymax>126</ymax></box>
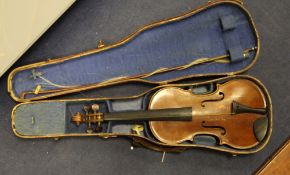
<box><xmin>12</xmin><ymin>76</ymin><xmax>271</xmax><ymax>153</ymax></box>
<box><xmin>10</xmin><ymin>3</ymin><xmax>258</xmax><ymax>100</ymax></box>
<box><xmin>14</xmin><ymin>102</ymin><xmax>66</xmax><ymax>135</ymax></box>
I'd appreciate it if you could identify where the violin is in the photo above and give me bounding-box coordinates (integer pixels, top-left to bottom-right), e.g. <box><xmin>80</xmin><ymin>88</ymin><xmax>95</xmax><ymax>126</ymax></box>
<box><xmin>71</xmin><ymin>79</ymin><xmax>267</xmax><ymax>149</ymax></box>
<box><xmin>149</xmin><ymin>79</ymin><xmax>267</xmax><ymax>149</ymax></box>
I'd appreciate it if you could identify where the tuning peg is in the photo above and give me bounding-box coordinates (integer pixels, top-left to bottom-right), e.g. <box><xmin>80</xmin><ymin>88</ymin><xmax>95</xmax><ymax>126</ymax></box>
<box><xmin>91</xmin><ymin>104</ymin><xmax>99</xmax><ymax>113</ymax></box>
<box><xmin>83</xmin><ymin>105</ymin><xmax>90</xmax><ymax>113</ymax></box>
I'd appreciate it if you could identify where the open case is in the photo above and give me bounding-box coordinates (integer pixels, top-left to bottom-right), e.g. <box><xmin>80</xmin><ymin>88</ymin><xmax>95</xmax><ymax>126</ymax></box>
<box><xmin>9</xmin><ymin>0</ymin><xmax>272</xmax><ymax>155</ymax></box>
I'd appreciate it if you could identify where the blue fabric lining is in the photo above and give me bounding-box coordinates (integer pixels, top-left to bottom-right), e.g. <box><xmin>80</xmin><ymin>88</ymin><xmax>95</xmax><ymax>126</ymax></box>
<box><xmin>12</xmin><ymin>3</ymin><xmax>257</xmax><ymax>99</ymax></box>
<box><xmin>221</xmin><ymin>15</ymin><xmax>245</xmax><ymax>63</ymax></box>
<box><xmin>220</xmin><ymin>15</ymin><xmax>237</xmax><ymax>31</ymax></box>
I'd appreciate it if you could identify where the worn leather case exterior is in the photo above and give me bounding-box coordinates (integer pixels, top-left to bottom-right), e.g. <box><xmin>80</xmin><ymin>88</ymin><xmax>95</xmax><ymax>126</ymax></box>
<box><xmin>8</xmin><ymin>0</ymin><xmax>260</xmax><ymax>102</ymax></box>
<box><xmin>256</xmin><ymin>138</ymin><xmax>290</xmax><ymax>175</ymax></box>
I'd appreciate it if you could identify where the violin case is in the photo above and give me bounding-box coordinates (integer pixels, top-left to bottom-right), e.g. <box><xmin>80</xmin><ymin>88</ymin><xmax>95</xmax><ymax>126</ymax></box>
<box><xmin>8</xmin><ymin>0</ymin><xmax>273</xmax><ymax>155</ymax></box>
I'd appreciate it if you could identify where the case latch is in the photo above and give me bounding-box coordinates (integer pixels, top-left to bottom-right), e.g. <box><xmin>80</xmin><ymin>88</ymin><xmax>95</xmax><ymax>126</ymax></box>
<box><xmin>97</xmin><ymin>40</ymin><xmax>105</xmax><ymax>48</ymax></box>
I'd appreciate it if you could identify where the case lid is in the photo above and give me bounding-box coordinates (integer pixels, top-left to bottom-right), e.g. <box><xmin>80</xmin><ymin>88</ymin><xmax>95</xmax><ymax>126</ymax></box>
<box><xmin>8</xmin><ymin>0</ymin><xmax>259</xmax><ymax>102</ymax></box>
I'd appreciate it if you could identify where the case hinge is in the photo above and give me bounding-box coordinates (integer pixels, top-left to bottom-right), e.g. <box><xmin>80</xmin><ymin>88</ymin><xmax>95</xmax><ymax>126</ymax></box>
<box><xmin>208</xmin><ymin>0</ymin><xmax>243</xmax><ymax>5</ymax></box>
<box><xmin>99</xmin><ymin>134</ymin><xmax>116</xmax><ymax>139</ymax></box>
<box><xmin>97</xmin><ymin>40</ymin><xmax>105</xmax><ymax>48</ymax></box>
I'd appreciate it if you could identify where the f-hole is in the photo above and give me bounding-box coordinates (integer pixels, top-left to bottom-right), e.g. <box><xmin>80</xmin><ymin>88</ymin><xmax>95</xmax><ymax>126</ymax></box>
<box><xmin>201</xmin><ymin>121</ymin><xmax>226</xmax><ymax>135</ymax></box>
<box><xmin>201</xmin><ymin>92</ymin><xmax>224</xmax><ymax>107</ymax></box>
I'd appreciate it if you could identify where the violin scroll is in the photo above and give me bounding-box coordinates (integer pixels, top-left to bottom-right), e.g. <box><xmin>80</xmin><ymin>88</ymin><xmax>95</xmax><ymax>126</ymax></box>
<box><xmin>71</xmin><ymin>104</ymin><xmax>104</xmax><ymax>133</ymax></box>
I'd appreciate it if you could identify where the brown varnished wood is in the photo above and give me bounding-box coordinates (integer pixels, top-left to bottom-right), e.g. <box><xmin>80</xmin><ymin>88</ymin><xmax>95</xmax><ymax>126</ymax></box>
<box><xmin>256</xmin><ymin>138</ymin><xmax>290</xmax><ymax>175</ymax></box>
<box><xmin>149</xmin><ymin>79</ymin><xmax>266</xmax><ymax>149</ymax></box>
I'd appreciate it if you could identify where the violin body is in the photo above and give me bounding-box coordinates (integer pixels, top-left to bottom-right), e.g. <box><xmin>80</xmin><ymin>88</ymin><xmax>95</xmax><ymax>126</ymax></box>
<box><xmin>149</xmin><ymin>79</ymin><xmax>267</xmax><ymax>149</ymax></box>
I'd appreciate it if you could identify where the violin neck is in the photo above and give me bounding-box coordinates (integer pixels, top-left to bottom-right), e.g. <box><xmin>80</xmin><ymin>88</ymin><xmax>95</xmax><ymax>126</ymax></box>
<box><xmin>104</xmin><ymin>107</ymin><xmax>192</xmax><ymax>121</ymax></box>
